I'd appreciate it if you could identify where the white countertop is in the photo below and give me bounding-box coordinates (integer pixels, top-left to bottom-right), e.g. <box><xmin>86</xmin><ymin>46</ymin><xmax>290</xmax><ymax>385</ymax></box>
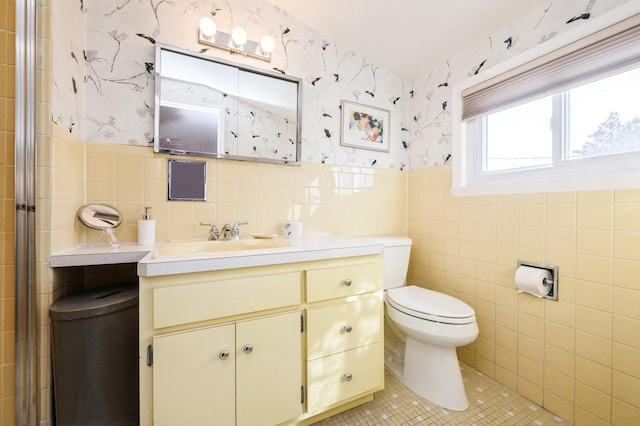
<box><xmin>49</xmin><ymin>235</ymin><xmax>384</xmax><ymax>277</ymax></box>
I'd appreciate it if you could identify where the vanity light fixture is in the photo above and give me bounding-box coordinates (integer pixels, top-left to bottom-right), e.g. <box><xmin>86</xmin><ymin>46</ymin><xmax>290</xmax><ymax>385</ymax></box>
<box><xmin>198</xmin><ymin>16</ymin><xmax>275</xmax><ymax>62</ymax></box>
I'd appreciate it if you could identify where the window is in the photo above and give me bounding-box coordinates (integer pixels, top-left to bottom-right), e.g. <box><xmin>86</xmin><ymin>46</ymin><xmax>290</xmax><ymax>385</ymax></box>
<box><xmin>452</xmin><ymin>7</ymin><xmax>640</xmax><ymax>195</ymax></box>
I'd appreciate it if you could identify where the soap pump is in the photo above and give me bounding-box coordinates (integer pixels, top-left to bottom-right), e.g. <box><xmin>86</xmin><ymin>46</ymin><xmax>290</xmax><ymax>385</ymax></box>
<box><xmin>138</xmin><ymin>206</ymin><xmax>156</xmax><ymax>245</ymax></box>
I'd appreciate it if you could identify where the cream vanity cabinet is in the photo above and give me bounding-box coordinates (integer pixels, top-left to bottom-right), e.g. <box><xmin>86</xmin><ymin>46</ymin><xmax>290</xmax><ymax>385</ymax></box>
<box><xmin>139</xmin><ymin>253</ymin><xmax>383</xmax><ymax>425</ymax></box>
<box><xmin>140</xmin><ymin>267</ymin><xmax>303</xmax><ymax>426</ymax></box>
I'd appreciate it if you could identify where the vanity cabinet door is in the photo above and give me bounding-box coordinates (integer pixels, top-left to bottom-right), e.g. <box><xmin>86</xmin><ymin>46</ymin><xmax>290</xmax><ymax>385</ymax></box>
<box><xmin>236</xmin><ymin>311</ymin><xmax>302</xmax><ymax>426</ymax></box>
<box><xmin>153</xmin><ymin>324</ymin><xmax>235</xmax><ymax>426</ymax></box>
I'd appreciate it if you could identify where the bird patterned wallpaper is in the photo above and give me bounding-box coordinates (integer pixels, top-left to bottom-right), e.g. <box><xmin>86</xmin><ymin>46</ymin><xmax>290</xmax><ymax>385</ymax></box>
<box><xmin>52</xmin><ymin>0</ymin><xmax>631</xmax><ymax>170</ymax></box>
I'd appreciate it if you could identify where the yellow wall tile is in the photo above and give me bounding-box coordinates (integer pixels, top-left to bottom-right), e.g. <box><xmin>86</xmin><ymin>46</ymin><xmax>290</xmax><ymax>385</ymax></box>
<box><xmin>495</xmin><ymin>366</ymin><xmax>517</xmax><ymax>391</ymax></box>
<box><xmin>544</xmin><ymin>391</ymin><xmax>575</xmax><ymax>424</ymax></box>
<box><xmin>518</xmin><ymin>334</ymin><xmax>543</xmax><ymax>363</ymax></box>
<box><xmin>578</xmin><ymin>190</ymin><xmax>614</xmax><ymax>204</ymax></box>
<box><xmin>575</xmin><ymin>382</ymin><xmax>611</xmax><ymax>422</ymax></box>
<box><xmin>544</xmin><ymin>368</ymin><xmax>575</xmax><ymax>402</ymax></box>
<box><xmin>545</xmin><ymin>300</ymin><xmax>575</xmax><ymax>327</ymax></box>
<box><xmin>577</xmin><ymin>229</ymin><xmax>612</xmax><ymax>257</ymax></box>
<box><xmin>545</xmin><ymin>321</ymin><xmax>575</xmax><ymax>353</ymax></box>
<box><xmin>576</xmin><ymin>280</ymin><xmax>612</xmax><ymax>312</ymax></box>
<box><xmin>546</xmin><ymin>227</ymin><xmax>576</xmax><ymax>253</ymax></box>
<box><xmin>576</xmin><ymin>305</ymin><xmax>612</xmax><ymax>339</ymax></box>
<box><xmin>613</xmin><ymin>287</ymin><xmax>640</xmax><ymax>320</ymax></box>
<box><xmin>577</xmin><ymin>203</ymin><xmax>613</xmax><ymax>229</ymax></box>
<box><xmin>576</xmin><ymin>255</ymin><xmax>612</xmax><ymax>285</ymax></box>
<box><xmin>613</xmin><ymin>371</ymin><xmax>640</xmax><ymax>409</ymax></box>
<box><xmin>517</xmin><ymin>377</ymin><xmax>543</xmax><ymax>405</ymax></box>
<box><xmin>518</xmin><ymin>294</ymin><xmax>544</xmax><ymax>318</ymax></box>
<box><xmin>546</xmin><ymin>203</ymin><xmax>576</xmax><ymax>228</ymax></box>
<box><xmin>576</xmin><ymin>331</ymin><xmax>611</xmax><ymax>366</ymax></box>
<box><xmin>545</xmin><ymin>343</ymin><xmax>575</xmax><ymax>377</ymax></box>
<box><xmin>546</xmin><ymin>191</ymin><xmax>577</xmax><ymax>204</ymax></box>
<box><xmin>518</xmin><ymin>356</ymin><xmax>543</xmax><ymax>387</ymax></box>
<box><xmin>476</xmin><ymin>355</ymin><xmax>495</xmax><ymax>378</ymax></box>
<box><xmin>614</xmin><ymin>231</ymin><xmax>640</xmax><ymax>261</ymax></box>
<box><xmin>613</xmin><ymin>343</ymin><xmax>640</xmax><ymax>379</ymax></box>
<box><xmin>614</xmin><ymin>189</ymin><xmax>640</xmax><ymax>202</ymax></box>
<box><xmin>476</xmin><ymin>337</ymin><xmax>495</xmax><ymax>361</ymax></box>
<box><xmin>574</xmin><ymin>407</ymin><xmax>610</xmax><ymax>426</ymax></box>
<box><xmin>495</xmin><ymin>346</ymin><xmax>517</xmax><ymax>372</ymax></box>
<box><xmin>519</xmin><ymin>225</ymin><xmax>545</xmax><ymax>249</ymax></box>
<box><xmin>614</xmin><ymin>203</ymin><xmax>640</xmax><ymax>231</ymax></box>
<box><xmin>495</xmin><ymin>286</ymin><xmax>517</xmax><ymax>310</ymax></box>
<box><xmin>116</xmin><ymin>155</ymin><xmax>143</xmax><ymax>179</ymax></box>
<box><xmin>576</xmin><ymin>356</ymin><xmax>612</xmax><ymax>394</ymax></box>
<box><xmin>612</xmin><ymin>398</ymin><xmax>640</xmax><ymax>426</ymax></box>
<box><xmin>613</xmin><ymin>315</ymin><xmax>640</xmax><ymax>350</ymax></box>
<box><xmin>614</xmin><ymin>259</ymin><xmax>640</xmax><ymax>291</ymax></box>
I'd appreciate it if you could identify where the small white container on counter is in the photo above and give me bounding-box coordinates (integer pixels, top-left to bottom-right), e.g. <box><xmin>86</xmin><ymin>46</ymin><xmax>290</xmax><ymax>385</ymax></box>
<box><xmin>138</xmin><ymin>207</ymin><xmax>156</xmax><ymax>246</ymax></box>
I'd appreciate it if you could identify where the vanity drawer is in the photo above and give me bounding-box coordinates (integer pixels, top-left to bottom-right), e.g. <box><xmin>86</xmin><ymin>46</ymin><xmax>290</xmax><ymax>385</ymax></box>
<box><xmin>306</xmin><ymin>342</ymin><xmax>383</xmax><ymax>412</ymax></box>
<box><xmin>305</xmin><ymin>261</ymin><xmax>382</xmax><ymax>303</ymax></box>
<box><xmin>306</xmin><ymin>296</ymin><xmax>382</xmax><ymax>360</ymax></box>
<box><xmin>153</xmin><ymin>272</ymin><xmax>301</xmax><ymax>328</ymax></box>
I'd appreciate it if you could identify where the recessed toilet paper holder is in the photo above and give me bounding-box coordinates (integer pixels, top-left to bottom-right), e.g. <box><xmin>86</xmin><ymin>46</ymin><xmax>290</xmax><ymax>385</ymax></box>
<box><xmin>517</xmin><ymin>260</ymin><xmax>559</xmax><ymax>301</ymax></box>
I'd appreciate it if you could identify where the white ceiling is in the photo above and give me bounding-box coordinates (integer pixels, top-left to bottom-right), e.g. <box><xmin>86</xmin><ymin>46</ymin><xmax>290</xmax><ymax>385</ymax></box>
<box><xmin>267</xmin><ymin>0</ymin><xmax>552</xmax><ymax>81</ymax></box>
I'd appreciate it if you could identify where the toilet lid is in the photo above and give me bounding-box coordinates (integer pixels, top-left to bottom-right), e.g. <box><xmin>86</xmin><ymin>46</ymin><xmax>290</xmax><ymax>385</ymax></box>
<box><xmin>386</xmin><ymin>286</ymin><xmax>476</xmax><ymax>325</ymax></box>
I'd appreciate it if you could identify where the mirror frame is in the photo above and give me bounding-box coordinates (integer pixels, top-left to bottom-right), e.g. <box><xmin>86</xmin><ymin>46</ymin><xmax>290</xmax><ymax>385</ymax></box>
<box><xmin>154</xmin><ymin>43</ymin><xmax>303</xmax><ymax>165</ymax></box>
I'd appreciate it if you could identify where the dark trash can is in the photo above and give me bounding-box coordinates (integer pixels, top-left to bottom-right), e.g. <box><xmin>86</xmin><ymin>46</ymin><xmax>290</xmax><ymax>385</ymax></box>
<box><xmin>50</xmin><ymin>283</ymin><xmax>139</xmax><ymax>426</ymax></box>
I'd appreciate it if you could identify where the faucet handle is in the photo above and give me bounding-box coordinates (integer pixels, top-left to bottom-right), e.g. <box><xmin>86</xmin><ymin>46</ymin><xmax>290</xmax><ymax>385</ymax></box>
<box><xmin>232</xmin><ymin>221</ymin><xmax>248</xmax><ymax>231</ymax></box>
<box><xmin>230</xmin><ymin>221</ymin><xmax>248</xmax><ymax>239</ymax></box>
<box><xmin>200</xmin><ymin>222</ymin><xmax>220</xmax><ymax>240</ymax></box>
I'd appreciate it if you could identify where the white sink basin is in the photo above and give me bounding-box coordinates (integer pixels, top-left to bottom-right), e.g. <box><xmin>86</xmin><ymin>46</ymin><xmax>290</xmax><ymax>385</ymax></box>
<box><xmin>152</xmin><ymin>239</ymin><xmax>290</xmax><ymax>259</ymax></box>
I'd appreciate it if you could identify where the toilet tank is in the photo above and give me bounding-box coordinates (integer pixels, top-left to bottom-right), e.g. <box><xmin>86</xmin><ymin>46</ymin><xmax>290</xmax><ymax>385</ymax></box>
<box><xmin>375</xmin><ymin>237</ymin><xmax>412</xmax><ymax>290</ymax></box>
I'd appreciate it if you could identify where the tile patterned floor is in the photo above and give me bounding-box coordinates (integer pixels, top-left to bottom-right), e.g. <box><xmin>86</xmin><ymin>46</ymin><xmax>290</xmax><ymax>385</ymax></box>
<box><xmin>314</xmin><ymin>364</ymin><xmax>570</xmax><ymax>425</ymax></box>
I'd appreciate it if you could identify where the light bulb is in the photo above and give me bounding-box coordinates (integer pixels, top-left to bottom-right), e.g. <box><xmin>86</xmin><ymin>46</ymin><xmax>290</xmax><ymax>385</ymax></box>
<box><xmin>199</xmin><ymin>17</ymin><xmax>217</xmax><ymax>38</ymax></box>
<box><xmin>260</xmin><ymin>35</ymin><xmax>275</xmax><ymax>53</ymax></box>
<box><xmin>231</xmin><ymin>27</ymin><xmax>248</xmax><ymax>46</ymax></box>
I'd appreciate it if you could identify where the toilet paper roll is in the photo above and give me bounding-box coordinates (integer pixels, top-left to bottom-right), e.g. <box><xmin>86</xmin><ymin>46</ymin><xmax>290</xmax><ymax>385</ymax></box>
<box><xmin>515</xmin><ymin>265</ymin><xmax>552</xmax><ymax>297</ymax></box>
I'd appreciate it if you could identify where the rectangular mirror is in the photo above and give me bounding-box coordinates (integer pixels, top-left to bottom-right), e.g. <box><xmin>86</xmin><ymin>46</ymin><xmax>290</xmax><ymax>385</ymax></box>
<box><xmin>155</xmin><ymin>44</ymin><xmax>302</xmax><ymax>165</ymax></box>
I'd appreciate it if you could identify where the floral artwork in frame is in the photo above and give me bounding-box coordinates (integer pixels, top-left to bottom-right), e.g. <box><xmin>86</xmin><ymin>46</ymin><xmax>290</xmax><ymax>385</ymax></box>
<box><xmin>340</xmin><ymin>100</ymin><xmax>390</xmax><ymax>152</ymax></box>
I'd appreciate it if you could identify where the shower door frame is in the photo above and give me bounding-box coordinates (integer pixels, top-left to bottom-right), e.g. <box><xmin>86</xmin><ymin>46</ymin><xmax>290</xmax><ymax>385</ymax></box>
<box><xmin>15</xmin><ymin>0</ymin><xmax>38</xmax><ymax>424</ymax></box>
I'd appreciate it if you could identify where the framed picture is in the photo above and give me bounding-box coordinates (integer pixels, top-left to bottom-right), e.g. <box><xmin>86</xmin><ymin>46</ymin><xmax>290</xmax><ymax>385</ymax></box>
<box><xmin>340</xmin><ymin>100</ymin><xmax>390</xmax><ymax>152</ymax></box>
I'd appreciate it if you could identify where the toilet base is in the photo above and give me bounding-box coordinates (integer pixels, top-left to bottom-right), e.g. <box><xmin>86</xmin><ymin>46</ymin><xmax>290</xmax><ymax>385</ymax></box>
<box><xmin>402</xmin><ymin>336</ymin><xmax>470</xmax><ymax>411</ymax></box>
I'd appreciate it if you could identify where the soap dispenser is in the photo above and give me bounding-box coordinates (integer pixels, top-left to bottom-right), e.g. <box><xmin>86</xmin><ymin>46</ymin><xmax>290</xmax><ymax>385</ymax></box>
<box><xmin>138</xmin><ymin>207</ymin><xmax>156</xmax><ymax>246</ymax></box>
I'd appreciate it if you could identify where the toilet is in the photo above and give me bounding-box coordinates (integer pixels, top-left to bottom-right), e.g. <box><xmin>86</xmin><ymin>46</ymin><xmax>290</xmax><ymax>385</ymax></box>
<box><xmin>377</xmin><ymin>236</ymin><xmax>478</xmax><ymax>411</ymax></box>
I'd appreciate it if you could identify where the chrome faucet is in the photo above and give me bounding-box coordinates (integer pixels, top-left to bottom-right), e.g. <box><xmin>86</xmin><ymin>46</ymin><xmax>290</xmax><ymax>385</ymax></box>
<box><xmin>200</xmin><ymin>222</ymin><xmax>220</xmax><ymax>240</ymax></box>
<box><xmin>222</xmin><ymin>221</ymin><xmax>249</xmax><ymax>240</ymax></box>
<box><xmin>200</xmin><ymin>221</ymin><xmax>247</xmax><ymax>240</ymax></box>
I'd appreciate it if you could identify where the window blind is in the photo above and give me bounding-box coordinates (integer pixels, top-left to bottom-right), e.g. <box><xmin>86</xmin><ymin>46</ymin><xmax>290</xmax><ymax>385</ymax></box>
<box><xmin>462</xmin><ymin>14</ymin><xmax>640</xmax><ymax>121</ymax></box>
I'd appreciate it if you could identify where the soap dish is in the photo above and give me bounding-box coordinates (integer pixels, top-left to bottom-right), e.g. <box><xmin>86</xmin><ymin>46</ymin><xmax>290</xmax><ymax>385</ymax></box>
<box><xmin>250</xmin><ymin>233</ymin><xmax>279</xmax><ymax>239</ymax></box>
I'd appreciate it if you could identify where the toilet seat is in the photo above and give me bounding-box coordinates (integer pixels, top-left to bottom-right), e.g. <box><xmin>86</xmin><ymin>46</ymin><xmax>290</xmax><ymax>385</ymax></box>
<box><xmin>386</xmin><ymin>286</ymin><xmax>476</xmax><ymax>325</ymax></box>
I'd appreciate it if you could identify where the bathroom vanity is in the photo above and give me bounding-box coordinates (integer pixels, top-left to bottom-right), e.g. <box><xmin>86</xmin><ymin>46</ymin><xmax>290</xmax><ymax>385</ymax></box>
<box><xmin>50</xmin><ymin>236</ymin><xmax>384</xmax><ymax>425</ymax></box>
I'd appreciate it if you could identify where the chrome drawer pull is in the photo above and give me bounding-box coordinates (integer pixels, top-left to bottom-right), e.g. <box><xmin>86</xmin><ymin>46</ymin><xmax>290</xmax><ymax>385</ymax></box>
<box><xmin>343</xmin><ymin>278</ymin><xmax>352</xmax><ymax>287</ymax></box>
<box><xmin>219</xmin><ymin>350</ymin><xmax>230</xmax><ymax>360</ymax></box>
<box><xmin>344</xmin><ymin>373</ymin><xmax>353</xmax><ymax>382</ymax></box>
<box><xmin>243</xmin><ymin>344</ymin><xmax>253</xmax><ymax>354</ymax></box>
<box><xmin>344</xmin><ymin>324</ymin><xmax>353</xmax><ymax>333</ymax></box>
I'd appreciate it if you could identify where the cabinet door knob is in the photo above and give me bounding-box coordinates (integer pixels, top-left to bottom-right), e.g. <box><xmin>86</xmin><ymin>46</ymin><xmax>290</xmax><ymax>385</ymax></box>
<box><xmin>243</xmin><ymin>344</ymin><xmax>253</xmax><ymax>354</ymax></box>
<box><xmin>218</xmin><ymin>350</ymin><xmax>230</xmax><ymax>360</ymax></box>
<box><xmin>344</xmin><ymin>373</ymin><xmax>353</xmax><ymax>382</ymax></box>
<box><xmin>343</xmin><ymin>278</ymin><xmax>352</xmax><ymax>287</ymax></box>
<box><xmin>344</xmin><ymin>324</ymin><xmax>353</xmax><ymax>333</ymax></box>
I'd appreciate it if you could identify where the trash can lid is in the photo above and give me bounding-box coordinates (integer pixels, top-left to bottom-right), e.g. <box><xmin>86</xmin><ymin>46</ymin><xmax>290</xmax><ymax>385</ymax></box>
<box><xmin>49</xmin><ymin>283</ymin><xmax>138</xmax><ymax>320</ymax></box>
